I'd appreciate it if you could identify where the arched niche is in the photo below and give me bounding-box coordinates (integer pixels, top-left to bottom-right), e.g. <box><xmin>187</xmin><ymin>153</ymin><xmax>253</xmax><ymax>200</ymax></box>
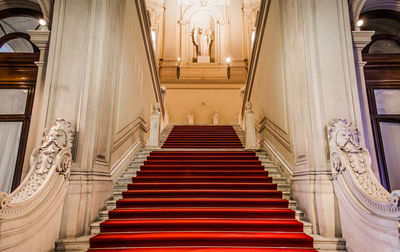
<box><xmin>180</xmin><ymin>4</ymin><xmax>227</xmax><ymax>65</ymax></box>
<box><xmin>190</xmin><ymin>10</ymin><xmax>216</xmax><ymax>62</ymax></box>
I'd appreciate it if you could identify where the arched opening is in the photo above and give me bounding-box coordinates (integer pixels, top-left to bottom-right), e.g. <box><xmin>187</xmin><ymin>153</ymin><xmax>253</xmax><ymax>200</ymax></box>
<box><xmin>361</xmin><ymin>9</ymin><xmax>400</xmax><ymax>191</ymax></box>
<box><xmin>190</xmin><ymin>10</ymin><xmax>216</xmax><ymax>63</ymax></box>
<box><xmin>0</xmin><ymin>32</ymin><xmax>39</xmax><ymax>52</ymax></box>
<box><xmin>0</xmin><ymin>7</ymin><xmax>41</xmax><ymax>193</ymax></box>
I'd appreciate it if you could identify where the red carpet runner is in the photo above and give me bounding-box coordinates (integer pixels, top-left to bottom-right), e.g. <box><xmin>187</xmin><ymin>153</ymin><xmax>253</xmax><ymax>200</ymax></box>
<box><xmin>89</xmin><ymin>126</ymin><xmax>317</xmax><ymax>251</ymax></box>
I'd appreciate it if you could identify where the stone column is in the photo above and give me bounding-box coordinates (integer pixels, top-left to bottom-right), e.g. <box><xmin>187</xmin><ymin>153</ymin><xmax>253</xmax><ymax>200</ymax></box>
<box><xmin>23</xmin><ymin>29</ymin><xmax>51</xmax><ymax>177</ymax></box>
<box><xmin>245</xmin><ymin>102</ymin><xmax>257</xmax><ymax>149</ymax></box>
<box><xmin>352</xmin><ymin>30</ymin><xmax>379</xmax><ymax>176</ymax></box>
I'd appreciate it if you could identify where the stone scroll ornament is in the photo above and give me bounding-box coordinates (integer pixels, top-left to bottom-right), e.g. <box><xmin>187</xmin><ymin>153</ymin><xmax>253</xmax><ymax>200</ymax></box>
<box><xmin>327</xmin><ymin>119</ymin><xmax>400</xmax><ymax>219</ymax></box>
<box><xmin>0</xmin><ymin>119</ymin><xmax>74</xmax><ymax>212</ymax></box>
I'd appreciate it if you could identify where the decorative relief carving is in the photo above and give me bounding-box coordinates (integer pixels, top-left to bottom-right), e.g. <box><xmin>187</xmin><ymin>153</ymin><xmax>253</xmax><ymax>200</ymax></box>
<box><xmin>0</xmin><ymin>119</ymin><xmax>74</xmax><ymax>214</ymax></box>
<box><xmin>152</xmin><ymin>102</ymin><xmax>161</xmax><ymax>114</ymax></box>
<box><xmin>327</xmin><ymin>119</ymin><xmax>400</xmax><ymax>219</ymax></box>
<box><xmin>245</xmin><ymin>101</ymin><xmax>253</xmax><ymax>112</ymax></box>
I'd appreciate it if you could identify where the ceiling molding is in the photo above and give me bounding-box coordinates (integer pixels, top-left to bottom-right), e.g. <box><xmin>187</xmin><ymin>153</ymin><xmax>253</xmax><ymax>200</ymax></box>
<box><xmin>0</xmin><ymin>0</ymin><xmax>41</xmax><ymax>12</ymax></box>
<box><xmin>362</xmin><ymin>0</ymin><xmax>400</xmax><ymax>14</ymax></box>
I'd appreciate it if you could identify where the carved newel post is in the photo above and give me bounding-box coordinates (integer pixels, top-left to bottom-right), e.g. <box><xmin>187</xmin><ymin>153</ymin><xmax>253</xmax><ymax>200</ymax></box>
<box><xmin>245</xmin><ymin>102</ymin><xmax>257</xmax><ymax>149</ymax></box>
<box><xmin>148</xmin><ymin>103</ymin><xmax>161</xmax><ymax>149</ymax></box>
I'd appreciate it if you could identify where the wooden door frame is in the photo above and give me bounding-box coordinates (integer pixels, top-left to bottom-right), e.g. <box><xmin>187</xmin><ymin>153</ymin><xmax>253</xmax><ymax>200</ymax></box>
<box><xmin>363</xmin><ymin>54</ymin><xmax>400</xmax><ymax>191</ymax></box>
<box><xmin>0</xmin><ymin>53</ymin><xmax>39</xmax><ymax>191</ymax></box>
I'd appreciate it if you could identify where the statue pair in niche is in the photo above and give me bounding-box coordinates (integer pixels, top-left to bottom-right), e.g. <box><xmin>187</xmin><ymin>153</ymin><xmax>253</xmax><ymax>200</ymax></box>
<box><xmin>192</xmin><ymin>27</ymin><xmax>214</xmax><ymax>62</ymax></box>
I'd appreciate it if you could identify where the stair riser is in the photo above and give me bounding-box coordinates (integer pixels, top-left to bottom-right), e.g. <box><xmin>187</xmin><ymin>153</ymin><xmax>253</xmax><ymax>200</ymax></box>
<box><xmin>136</xmin><ymin>171</ymin><xmax>269</xmax><ymax>176</ymax></box>
<box><xmin>132</xmin><ymin>178</ymin><xmax>273</xmax><ymax>183</ymax></box>
<box><xmin>100</xmin><ymin>225</ymin><xmax>304</xmax><ymax>232</ymax></box>
<box><xmin>147</xmin><ymin>156</ymin><xmax>259</xmax><ymax>160</ymax></box>
<box><xmin>144</xmin><ymin>161</ymin><xmax>262</xmax><ymax>165</ymax></box>
<box><xmin>139</xmin><ymin>167</ymin><xmax>266</xmax><ymax>171</ymax></box>
<box><xmin>127</xmin><ymin>184</ymin><xmax>278</xmax><ymax>190</ymax></box>
<box><xmin>116</xmin><ymin>201</ymin><xmax>289</xmax><ymax>208</ymax></box>
<box><xmin>121</xmin><ymin>191</ymin><xmax>283</xmax><ymax>198</ymax></box>
<box><xmin>150</xmin><ymin>152</ymin><xmax>255</xmax><ymax>156</ymax></box>
<box><xmin>108</xmin><ymin>211</ymin><xmax>296</xmax><ymax>219</ymax></box>
<box><xmin>90</xmin><ymin>239</ymin><xmax>314</xmax><ymax>248</ymax></box>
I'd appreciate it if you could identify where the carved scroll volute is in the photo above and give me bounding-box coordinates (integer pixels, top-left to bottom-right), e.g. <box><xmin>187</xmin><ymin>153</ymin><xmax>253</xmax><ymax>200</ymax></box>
<box><xmin>0</xmin><ymin>119</ymin><xmax>74</xmax><ymax>211</ymax></box>
<box><xmin>327</xmin><ymin>119</ymin><xmax>400</xmax><ymax>219</ymax></box>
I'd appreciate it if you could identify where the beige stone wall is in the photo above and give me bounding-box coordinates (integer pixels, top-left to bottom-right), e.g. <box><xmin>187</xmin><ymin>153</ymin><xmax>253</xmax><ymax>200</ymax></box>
<box><xmin>164</xmin><ymin>84</ymin><xmax>242</xmax><ymax>124</ymax></box>
<box><xmin>36</xmin><ymin>0</ymin><xmax>160</xmax><ymax>240</ymax></box>
<box><xmin>248</xmin><ymin>0</ymin><xmax>365</xmax><ymax>239</ymax></box>
<box><xmin>251</xmin><ymin>0</ymin><xmax>293</xmax><ymax>165</ymax></box>
<box><xmin>152</xmin><ymin>0</ymin><xmax>257</xmax><ymax>124</ymax></box>
<box><xmin>111</xmin><ymin>0</ymin><xmax>155</xmax><ymax>165</ymax></box>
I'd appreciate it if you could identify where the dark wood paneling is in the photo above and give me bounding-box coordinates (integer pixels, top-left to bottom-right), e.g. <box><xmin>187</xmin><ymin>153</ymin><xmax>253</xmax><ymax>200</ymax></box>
<box><xmin>0</xmin><ymin>53</ymin><xmax>39</xmax><ymax>83</ymax></box>
<box><xmin>0</xmin><ymin>52</ymin><xmax>39</xmax><ymax>191</ymax></box>
<box><xmin>363</xmin><ymin>54</ymin><xmax>400</xmax><ymax>191</ymax></box>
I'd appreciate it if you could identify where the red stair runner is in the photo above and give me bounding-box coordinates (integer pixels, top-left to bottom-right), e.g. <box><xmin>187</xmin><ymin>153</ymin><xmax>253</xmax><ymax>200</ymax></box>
<box><xmin>162</xmin><ymin>126</ymin><xmax>243</xmax><ymax>148</ymax></box>
<box><xmin>89</xmin><ymin>126</ymin><xmax>317</xmax><ymax>251</ymax></box>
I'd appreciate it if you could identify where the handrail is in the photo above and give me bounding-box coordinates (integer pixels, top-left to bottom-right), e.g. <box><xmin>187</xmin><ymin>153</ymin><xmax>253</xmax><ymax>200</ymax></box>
<box><xmin>134</xmin><ymin>0</ymin><xmax>165</xmax><ymax>118</ymax></box>
<box><xmin>241</xmin><ymin>0</ymin><xmax>271</xmax><ymax>117</ymax></box>
<box><xmin>327</xmin><ymin>119</ymin><xmax>400</xmax><ymax>219</ymax></box>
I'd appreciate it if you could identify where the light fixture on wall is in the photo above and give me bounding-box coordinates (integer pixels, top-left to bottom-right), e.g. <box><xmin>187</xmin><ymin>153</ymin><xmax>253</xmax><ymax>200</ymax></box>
<box><xmin>226</xmin><ymin>57</ymin><xmax>231</xmax><ymax>79</ymax></box>
<box><xmin>177</xmin><ymin>57</ymin><xmax>181</xmax><ymax>79</ymax></box>
<box><xmin>38</xmin><ymin>18</ymin><xmax>49</xmax><ymax>31</ymax></box>
<box><xmin>356</xmin><ymin>19</ymin><xmax>364</xmax><ymax>28</ymax></box>
<box><xmin>38</xmin><ymin>18</ymin><xmax>47</xmax><ymax>26</ymax></box>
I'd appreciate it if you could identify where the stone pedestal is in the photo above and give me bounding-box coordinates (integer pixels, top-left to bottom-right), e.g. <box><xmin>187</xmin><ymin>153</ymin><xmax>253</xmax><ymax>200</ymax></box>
<box><xmin>245</xmin><ymin>102</ymin><xmax>257</xmax><ymax>149</ymax></box>
<box><xmin>148</xmin><ymin>103</ymin><xmax>161</xmax><ymax>148</ymax></box>
<box><xmin>197</xmin><ymin>56</ymin><xmax>210</xmax><ymax>63</ymax></box>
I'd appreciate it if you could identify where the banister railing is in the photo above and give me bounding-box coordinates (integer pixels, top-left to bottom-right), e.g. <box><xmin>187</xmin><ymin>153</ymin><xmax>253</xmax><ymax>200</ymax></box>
<box><xmin>134</xmin><ymin>0</ymin><xmax>165</xmax><ymax>118</ymax></box>
<box><xmin>327</xmin><ymin>119</ymin><xmax>400</xmax><ymax>219</ymax></box>
<box><xmin>0</xmin><ymin>119</ymin><xmax>74</xmax><ymax>251</ymax></box>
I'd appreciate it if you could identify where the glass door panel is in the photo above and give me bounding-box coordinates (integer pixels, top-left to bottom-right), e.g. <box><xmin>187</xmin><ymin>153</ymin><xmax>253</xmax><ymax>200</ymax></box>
<box><xmin>380</xmin><ymin>122</ymin><xmax>400</xmax><ymax>190</ymax></box>
<box><xmin>374</xmin><ymin>89</ymin><xmax>400</xmax><ymax>114</ymax></box>
<box><xmin>0</xmin><ymin>121</ymin><xmax>23</xmax><ymax>193</ymax></box>
<box><xmin>0</xmin><ymin>89</ymin><xmax>28</xmax><ymax>114</ymax></box>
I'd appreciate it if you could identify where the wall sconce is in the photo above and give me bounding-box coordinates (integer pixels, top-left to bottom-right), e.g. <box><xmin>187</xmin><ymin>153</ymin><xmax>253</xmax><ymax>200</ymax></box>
<box><xmin>39</xmin><ymin>19</ymin><xmax>47</xmax><ymax>26</ymax></box>
<box><xmin>177</xmin><ymin>57</ymin><xmax>181</xmax><ymax>79</ymax></box>
<box><xmin>37</xmin><ymin>18</ymin><xmax>49</xmax><ymax>31</ymax></box>
<box><xmin>226</xmin><ymin>57</ymin><xmax>231</xmax><ymax>79</ymax></box>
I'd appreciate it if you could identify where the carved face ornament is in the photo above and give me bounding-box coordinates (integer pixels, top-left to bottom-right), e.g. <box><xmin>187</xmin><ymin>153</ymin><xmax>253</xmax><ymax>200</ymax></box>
<box><xmin>336</xmin><ymin>128</ymin><xmax>360</xmax><ymax>153</ymax></box>
<box><xmin>41</xmin><ymin>128</ymin><xmax>67</xmax><ymax>150</ymax></box>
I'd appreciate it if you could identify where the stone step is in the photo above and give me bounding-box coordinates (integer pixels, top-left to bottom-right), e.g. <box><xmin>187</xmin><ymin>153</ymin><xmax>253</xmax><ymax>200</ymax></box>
<box><xmin>55</xmin><ymin>235</ymin><xmax>92</xmax><ymax>251</ymax></box>
<box><xmin>106</xmin><ymin>198</ymin><xmax>298</xmax><ymax>210</ymax></box>
<box><xmin>311</xmin><ymin>234</ymin><xmax>347</xmax><ymax>251</ymax></box>
<box><xmin>90</xmin><ymin>221</ymin><xmax>102</xmax><ymax>234</ymax></box>
<box><xmin>112</xmin><ymin>190</ymin><xmax>291</xmax><ymax>201</ymax></box>
<box><xmin>302</xmin><ymin>220</ymin><xmax>313</xmax><ymax>234</ymax></box>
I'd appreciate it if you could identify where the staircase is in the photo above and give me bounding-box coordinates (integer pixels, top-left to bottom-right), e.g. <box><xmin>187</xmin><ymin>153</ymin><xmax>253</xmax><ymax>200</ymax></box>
<box><xmin>87</xmin><ymin>125</ymin><xmax>324</xmax><ymax>251</ymax></box>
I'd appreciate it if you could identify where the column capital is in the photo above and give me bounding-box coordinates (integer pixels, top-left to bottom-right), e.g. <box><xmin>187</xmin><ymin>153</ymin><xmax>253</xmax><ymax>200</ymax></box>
<box><xmin>352</xmin><ymin>30</ymin><xmax>375</xmax><ymax>50</ymax></box>
<box><xmin>27</xmin><ymin>30</ymin><xmax>51</xmax><ymax>50</ymax></box>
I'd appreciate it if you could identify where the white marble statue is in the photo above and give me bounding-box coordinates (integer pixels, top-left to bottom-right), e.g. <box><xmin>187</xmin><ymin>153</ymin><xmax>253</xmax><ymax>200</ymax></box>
<box><xmin>187</xmin><ymin>112</ymin><xmax>194</xmax><ymax>125</ymax></box>
<box><xmin>192</xmin><ymin>27</ymin><xmax>213</xmax><ymax>57</ymax></box>
<box><xmin>212</xmin><ymin>110</ymin><xmax>219</xmax><ymax>125</ymax></box>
